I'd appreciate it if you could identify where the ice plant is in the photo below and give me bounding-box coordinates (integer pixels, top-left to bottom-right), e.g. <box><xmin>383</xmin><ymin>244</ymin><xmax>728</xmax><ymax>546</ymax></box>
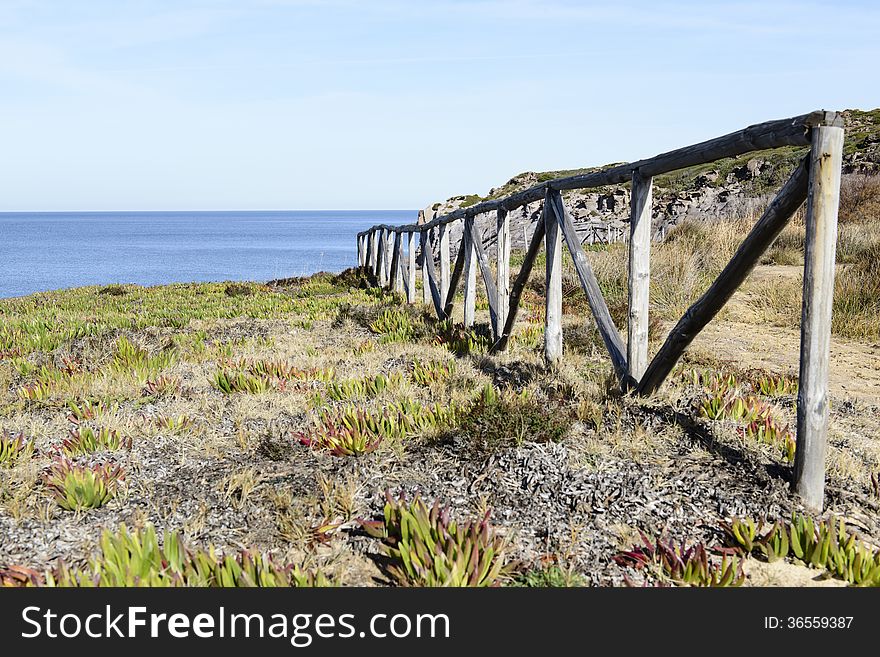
<box><xmin>62</xmin><ymin>427</ymin><xmax>130</xmax><ymax>455</ymax></box>
<box><xmin>45</xmin><ymin>524</ymin><xmax>331</xmax><ymax>587</ymax></box>
<box><xmin>409</xmin><ymin>359</ymin><xmax>455</xmax><ymax>387</ymax></box>
<box><xmin>43</xmin><ymin>458</ymin><xmax>124</xmax><ymax>511</ymax></box>
<box><xmin>0</xmin><ymin>431</ymin><xmax>32</xmax><ymax>465</ymax></box>
<box><xmin>614</xmin><ymin>533</ymin><xmax>744</xmax><ymax>587</ymax></box>
<box><xmin>360</xmin><ymin>491</ymin><xmax>510</xmax><ymax>587</ymax></box>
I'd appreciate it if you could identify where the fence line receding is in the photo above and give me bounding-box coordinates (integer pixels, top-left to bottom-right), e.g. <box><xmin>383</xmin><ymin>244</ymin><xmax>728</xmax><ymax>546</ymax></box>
<box><xmin>356</xmin><ymin>110</ymin><xmax>845</xmax><ymax>512</ymax></box>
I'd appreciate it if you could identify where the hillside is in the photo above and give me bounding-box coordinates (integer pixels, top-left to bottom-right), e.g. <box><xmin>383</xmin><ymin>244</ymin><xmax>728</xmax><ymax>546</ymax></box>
<box><xmin>429</xmin><ymin>109</ymin><xmax>880</xmax><ymax>250</ymax></box>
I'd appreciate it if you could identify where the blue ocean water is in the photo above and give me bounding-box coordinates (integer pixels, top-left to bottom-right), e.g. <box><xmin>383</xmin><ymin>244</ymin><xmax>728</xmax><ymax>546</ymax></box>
<box><xmin>0</xmin><ymin>210</ymin><xmax>413</xmax><ymax>298</ymax></box>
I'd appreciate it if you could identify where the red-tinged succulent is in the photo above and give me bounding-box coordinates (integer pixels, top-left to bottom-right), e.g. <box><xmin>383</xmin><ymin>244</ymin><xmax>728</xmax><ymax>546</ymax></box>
<box><xmin>615</xmin><ymin>533</ymin><xmax>744</xmax><ymax>587</ymax></box>
<box><xmin>0</xmin><ymin>431</ymin><xmax>33</xmax><ymax>465</ymax></box>
<box><xmin>43</xmin><ymin>457</ymin><xmax>125</xmax><ymax>511</ymax></box>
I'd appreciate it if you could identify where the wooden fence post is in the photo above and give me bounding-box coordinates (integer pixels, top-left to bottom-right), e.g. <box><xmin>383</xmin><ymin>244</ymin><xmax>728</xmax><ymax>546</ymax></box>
<box><xmin>391</xmin><ymin>230</ymin><xmax>404</xmax><ymax>294</ymax></box>
<box><xmin>407</xmin><ymin>231</ymin><xmax>417</xmax><ymax>304</ymax></box>
<box><xmin>543</xmin><ymin>192</ymin><xmax>563</xmax><ymax>366</ymax></box>
<box><xmin>463</xmin><ymin>217</ymin><xmax>477</xmax><ymax>327</ymax></box>
<box><xmin>628</xmin><ymin>171</ymin><xmax>652</xmax><ymax>383</ymax></box>
<box><xmin>369</xmin><ymin>230</ymin><xmax>378</xmax><ymax>276</ymax></box>
<box><xmin>439</xmin><ymin>223</ymin><xmax>451</xmax><ymax>303</ymax></box>
<box><xmin>421</xmin><ymin>229</ymin><xmax>432</xmax><ymax>305</ymax></box>
<box><xmin>377</xmin><ymin>229</ymin><xmax>388</xmax><ymax>286</ymax></box>
<box><xmin>496</xmin><ymin>208</ymin><xmax>510</xmax><ymax>340</ymax></box>
<box><xmin>385</xmin><ymin>229</ymin><xmax>394</xmax><ymax>281</ymax></box>
<box><xmin>794</xmin><ymin>125</ymin><xmax>844</xmax><ymax>513</ymax></box>
<box><xmin>357</xmin><ymin>235</ymin><xmax>365</xmax><ymax>267</ymax></box>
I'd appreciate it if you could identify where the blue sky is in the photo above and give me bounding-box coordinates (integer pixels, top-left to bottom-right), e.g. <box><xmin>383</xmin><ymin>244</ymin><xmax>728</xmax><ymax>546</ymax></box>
<box><xmin>1</xmin><ymin>0</ymin><xmax>877</xmax><ymax>211</ymax></box>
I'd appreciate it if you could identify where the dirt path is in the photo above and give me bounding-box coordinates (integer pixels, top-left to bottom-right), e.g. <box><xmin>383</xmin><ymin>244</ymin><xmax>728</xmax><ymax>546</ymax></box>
<box><xmin>677</xmin><ymin>265</ymin><xmax>880</xmax><ymax>403</ymax></box>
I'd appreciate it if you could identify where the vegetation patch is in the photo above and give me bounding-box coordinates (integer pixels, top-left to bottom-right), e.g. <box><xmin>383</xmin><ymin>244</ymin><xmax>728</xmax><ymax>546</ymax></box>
<box><xmin>0</xmin><ymin>431</ymin><xmax>33</xmax><ymax>465</ymax></box>
<box><xmin>614</xmin><ymin>533</ymin><xmax>744</xmax><ymax>587</ymax></box>
<box><xmin>4</xmin><ymin>524</ymin><xmax>330</xmax><ymax>587</ymax></box>
<box><xmin>361</xmin><ymin>492</ymin><xmax>510</xmax><ymax>587</ymax></box>
<box><xmin>722</xmin><ymin>515</ymin><xmax>880</xmax><ymax>586</ymax></box>
<box><xmin>43</xmin><ymin>458</ymin><xmax>125</xmax><ymax>511</ymax></box>
<box><xmin>457</xmin><ymin>385</ymin><xmax>572</xmax><ymax>454</ymax></box>
<box><xmin>62</xmin><ymin>427</ymin><xmax>130</xmax><ymax>455</ymax></box>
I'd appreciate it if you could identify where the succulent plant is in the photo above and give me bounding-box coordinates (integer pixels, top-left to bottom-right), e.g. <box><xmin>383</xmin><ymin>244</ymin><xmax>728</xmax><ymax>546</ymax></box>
<box><xmin>154</xmin><ymin>414</ymin><xmax>193</xmax><ymax>434</ymax></box>
<box><xmin>67</xmin><ymin>399</ymin><xmax>119</xmax><ymax>423</ymax></box>
<box><xmin>44</xmin><ymin>523</ymin><xmax>331</xmax><ymax>587</ymax></box>
<box><xmin>360</xmin><ymin>491</ymin><xmax>510</xmax><ymax>587</ymax></box>
<box><xmin>410</xmin><ymin>359</ymin><xmax>455</xmax><ymax>387</ymax></box>
<box><xmin>721</xmin><ymin>514</ymin><xmax>880</xmax><ymax>586</ymax></box>
<box><xmin>369</xmin><ymin>309</ymin><xmax>415</xmax><ymax>343</ymax></box>
<box><xmin>615</xmin><ymin>533</ymin><xmax>745</xmax><ymax>587</ymax></box>
<box><xmin>0</xmin><ymin>431</ymin><xmax>33</xmax><ymax>465</ymax></box>
<box><xmin>326</xmin><ymin>373</ymin><xmax>402</xmax><ymax>401</ymax></box>
<box><xmin>142</xmin><ymin>375</ymin><xmax>181</xmax><ymax>397</ymax></box>
<box><xmin>43</xmin><ymin>458</ymin><xmax>125</xmax><ymax>511</ymax></box>
<box><xmin>62</xmin><ymin>427</ymin><xmax>130</xmax><ymax>455</ymax></box>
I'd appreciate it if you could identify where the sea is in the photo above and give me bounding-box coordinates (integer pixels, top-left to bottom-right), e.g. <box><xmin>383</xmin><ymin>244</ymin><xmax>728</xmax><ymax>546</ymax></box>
<box><xmin>0</xmin><ymin>210</ymin><xmax>413</xmax><ymax>299</ymax></box>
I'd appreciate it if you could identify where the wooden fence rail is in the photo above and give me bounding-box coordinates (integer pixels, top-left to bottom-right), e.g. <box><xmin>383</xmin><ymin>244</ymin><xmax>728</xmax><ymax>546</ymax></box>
<box><xmin>356</xmin><ymin>110</ymin><xmax>845</xmax><ymax>512</ymax></box>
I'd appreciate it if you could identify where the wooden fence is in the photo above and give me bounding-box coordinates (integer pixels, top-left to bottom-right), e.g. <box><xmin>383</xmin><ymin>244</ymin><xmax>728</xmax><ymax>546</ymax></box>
<box><xmin>357</xmin><ymin>110</ymin><xmax>845</xmax><ymax>512</ymax></box>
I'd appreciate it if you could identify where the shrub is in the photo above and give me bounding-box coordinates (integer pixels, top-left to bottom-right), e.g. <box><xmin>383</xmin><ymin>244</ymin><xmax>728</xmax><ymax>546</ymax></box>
<box><xmin>43</xmin><ymin>458</ymin><xmax>124</xmax><ymax>511</ymax></box>
<box><xmin>360</xmin><ymin>492</ymin><xmax>510</xmax><ymax>587</ymax></box>
<box><xmin>457</xmin><ymin>385</ymin><xmax>572</xmax><ymax>453</ymax></box>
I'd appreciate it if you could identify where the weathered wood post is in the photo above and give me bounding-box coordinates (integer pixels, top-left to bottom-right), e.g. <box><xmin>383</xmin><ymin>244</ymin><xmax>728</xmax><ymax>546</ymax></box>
<box><xmin>385</xmin><ymin>229</ymin><xmax>394</xmax><ymax>281</ymax></box>
<box><xmin>357</xmin><ymin>234</ymin><xmax>365</xmax><ymax>268</ymax></box>
<box><xmin>377</xmin><ymin>228</ymin><xmax>388</xmax><ymax>287</ymax></box>
<box><xmin>406</xmin><ymin>231</ymin><xmax>417</xmax><ymax>304</ymax></box>
<box><xmin>628</xmin><ymin>171</ymin><xmax>652</xmax><ymax>383</ymax></box>
<box><xmin>496</xmin><ymin>208</ymin><xmax>510</xmax><ymax>340</ymax></box>
<box><xmin>462</xmin><ymin>217</ymin><xmax>477</xmax><ymax>327</ymax></box>
<box><xmin>364</xmin><ymin>232</ymin><xmax>374</xmax><ymax>275</ymax></box>
<box><xmin>391</xmin><ymin>230</ymin><xmax>404</xmax><ymax>294</ymax></box>
<box><xmin>439</xmin><ymin>223</ymin><xmax>451</xmax><ymax>303</ymax></box>
<box><xmin>369</xmin><ymin>229</ymin><xmax>378</xmax><ymax>277</ymax></box>
<box><xmin>794</xmin><ymin>124</ymin><xmax>844</xmax><ymax>512</ymax></box>
<box><xmin>543</xmin><ymin>191</ymin><xmax>563</xmax><ymax>366</ymax></box>
<box><xmin>421</xmin><ymin>229</ymin><xmax>432</xmax><ymax>305</ymax></box>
